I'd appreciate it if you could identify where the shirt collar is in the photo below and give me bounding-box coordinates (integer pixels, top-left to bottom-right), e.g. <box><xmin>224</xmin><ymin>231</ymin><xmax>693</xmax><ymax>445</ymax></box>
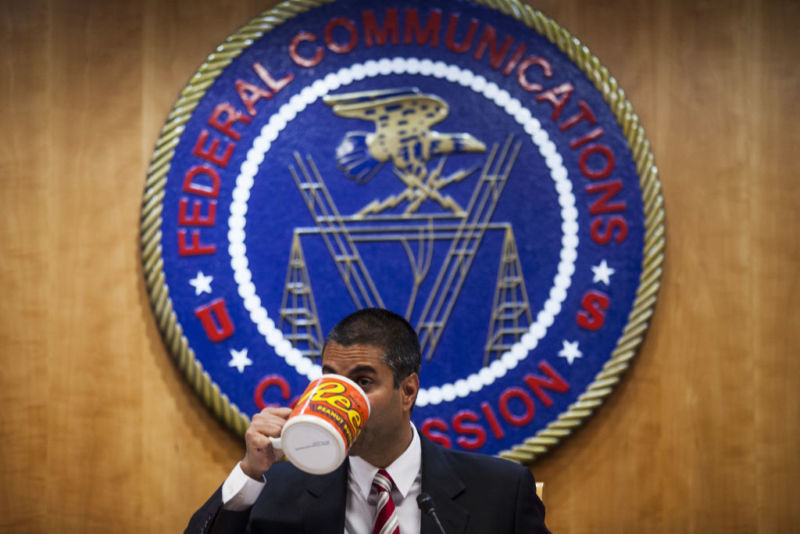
<box><xmin>348</xmin><ymin>423</ymin><xmax>421</xmax><ymax>501</ymax></box>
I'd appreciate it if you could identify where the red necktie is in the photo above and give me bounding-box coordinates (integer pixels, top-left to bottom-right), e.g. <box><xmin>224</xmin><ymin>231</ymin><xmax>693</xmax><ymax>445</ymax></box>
<box><xmin>372</xmin><ymin>469</ymin><xmax>400</xmax><ymax>534</ymax></box>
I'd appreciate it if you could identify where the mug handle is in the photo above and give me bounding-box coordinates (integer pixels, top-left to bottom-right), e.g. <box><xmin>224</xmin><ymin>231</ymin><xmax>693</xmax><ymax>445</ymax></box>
<box><xmin>269</xmin><ymin>436</ymin><xmax>282</xmax><ymax>450</ymax></box>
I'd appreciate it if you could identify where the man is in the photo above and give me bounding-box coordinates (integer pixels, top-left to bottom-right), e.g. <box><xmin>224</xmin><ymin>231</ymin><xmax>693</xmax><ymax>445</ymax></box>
<box><xmin>186</xmin><ymin>308</ymin><xmax>549</xmax><ymax>533</ymax></box>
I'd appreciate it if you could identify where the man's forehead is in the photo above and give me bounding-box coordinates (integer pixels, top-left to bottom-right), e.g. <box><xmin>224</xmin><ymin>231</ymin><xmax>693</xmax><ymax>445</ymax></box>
<box><xmin>321</xmin><ymin>342</ymin><xmax>387</xmax><ymax>367</ymax></box>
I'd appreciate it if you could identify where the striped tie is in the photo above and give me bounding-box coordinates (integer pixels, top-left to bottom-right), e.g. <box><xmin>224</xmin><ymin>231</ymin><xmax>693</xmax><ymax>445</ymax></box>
<box><xmin>372</xmin><ymin>469</ymin><xmax>400</xmax><ymax>534</ymax></box>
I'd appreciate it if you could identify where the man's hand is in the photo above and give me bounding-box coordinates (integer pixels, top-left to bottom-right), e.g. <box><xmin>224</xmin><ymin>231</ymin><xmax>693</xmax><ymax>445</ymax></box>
<box><xmin>240</xmin><ymin>406</ymin><xmax>293</xmax><ymax>480</ymax></box>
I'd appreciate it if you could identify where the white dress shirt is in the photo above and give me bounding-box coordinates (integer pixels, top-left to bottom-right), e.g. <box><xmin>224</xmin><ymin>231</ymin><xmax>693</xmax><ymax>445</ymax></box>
<box><xmin>345</xmin><ymin>424</ymin><xmax>422</xmax><ymax>533</ymax></box>
<box><xmin>221</xmin><ymin>424</ymin><xmax>423</xmax><ymax>533</ymax></box>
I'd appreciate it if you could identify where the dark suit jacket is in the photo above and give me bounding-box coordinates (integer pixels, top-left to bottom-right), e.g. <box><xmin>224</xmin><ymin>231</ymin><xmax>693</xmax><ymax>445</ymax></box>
<box><xmin>186</xmin><ymin>435</ymin><xmax>549</xmax><ymax>533</ymax></box>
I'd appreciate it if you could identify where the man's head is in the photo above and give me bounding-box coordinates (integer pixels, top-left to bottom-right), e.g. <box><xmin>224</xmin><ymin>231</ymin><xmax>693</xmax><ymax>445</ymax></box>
<box><xmin>324</xmin><ymin>308</ymin><xmax>421</xmax><ymax>387</ymax></box>
<box><xmin>321</xmin><ymin>308</ymin><xmax>421</xmax><ymax>466</ymax></box>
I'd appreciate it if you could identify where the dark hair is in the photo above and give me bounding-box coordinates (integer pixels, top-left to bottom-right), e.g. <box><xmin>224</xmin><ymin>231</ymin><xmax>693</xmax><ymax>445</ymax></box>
<box><xmin>324</xmin><ymin>308</ymin><xmax>421</xmax><ymax>387</ymax></box>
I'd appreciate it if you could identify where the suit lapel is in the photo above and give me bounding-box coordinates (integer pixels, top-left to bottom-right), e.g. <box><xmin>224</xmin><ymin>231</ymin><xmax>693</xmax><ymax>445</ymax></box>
<box><xmin>293</xmin><ymin>438</ymin><xmax>470</xmax><ymax>533</ymax></box>
<box><xmin>301</xmin><ymin>460</ymin><xmax>349</xmax><ymax>533</ymax></box>
<box><xmin>419</xmin><ymin>436</ymin><xmax>469</xmax><ymax>534</ymax></box>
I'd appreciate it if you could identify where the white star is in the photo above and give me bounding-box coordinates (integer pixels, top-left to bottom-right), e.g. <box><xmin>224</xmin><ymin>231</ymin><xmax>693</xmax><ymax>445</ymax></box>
<box><xmin>591</xmin><ymin>260</ymin><xmax>615</xmax><ymax>285</ymax></box>
<box><xmin>558</xmin><ymin>340</ymin><xmax>583</xmax><ymax>365</ymax></box>
<box><xmin>228</xmin><ymin>348</ymin><xmax>252</xmax><ymax>373</ymax></box>
<box><xmin>189</xmin><ymin>271</ymin><xmax>214</xmax><ymax>295</ymax></box>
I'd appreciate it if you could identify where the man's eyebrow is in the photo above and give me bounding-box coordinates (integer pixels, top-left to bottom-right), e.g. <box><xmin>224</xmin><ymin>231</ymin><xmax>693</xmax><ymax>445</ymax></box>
<box><xmin>349</xmin><ymin>365</ymin><xmax>377</xmax><ymax>375</ymax></box>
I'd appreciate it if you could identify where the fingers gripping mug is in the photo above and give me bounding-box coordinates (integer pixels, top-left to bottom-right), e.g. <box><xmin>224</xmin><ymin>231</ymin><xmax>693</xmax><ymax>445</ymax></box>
<box><xmin>270</xmin><ymin>375</ymin><xmax>370</xmax><ymax>474</ymax></box>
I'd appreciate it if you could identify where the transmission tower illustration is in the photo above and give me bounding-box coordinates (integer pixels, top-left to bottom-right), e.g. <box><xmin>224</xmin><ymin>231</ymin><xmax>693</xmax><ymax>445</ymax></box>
<box><xmin>279</xmin><ymin>234</ymin><xmax>324</xmax><ymax>360</ymax></box>
<box><xmin>484</xmin><ymin>227</ymin><xmax>533</xmax><ymax>365</ymax></box>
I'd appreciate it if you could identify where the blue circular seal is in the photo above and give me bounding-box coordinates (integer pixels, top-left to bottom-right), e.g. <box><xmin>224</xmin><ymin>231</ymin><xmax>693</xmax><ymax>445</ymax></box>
<box><xmin>141</xmin><ymin>0</ymin><xmax>665</xmax><ymax>461</ymax></box>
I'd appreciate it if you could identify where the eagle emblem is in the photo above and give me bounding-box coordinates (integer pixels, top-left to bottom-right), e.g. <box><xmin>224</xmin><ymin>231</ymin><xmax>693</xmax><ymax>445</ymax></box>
<box><xmin>324</xmin><ymin>88</ymin><xmax>486</xmax><ymax>217</ymax></box>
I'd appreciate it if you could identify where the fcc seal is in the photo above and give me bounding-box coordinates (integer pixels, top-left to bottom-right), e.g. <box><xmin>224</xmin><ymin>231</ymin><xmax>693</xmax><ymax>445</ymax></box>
<box><xmin>141</xmin><ymin>0</ymin><xmax>665</xmax><ymax>461</ymax></box>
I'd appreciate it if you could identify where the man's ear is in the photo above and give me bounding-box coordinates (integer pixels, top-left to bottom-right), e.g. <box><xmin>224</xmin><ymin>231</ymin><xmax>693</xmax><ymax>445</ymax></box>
<box><xmin>400</xmin><ymin>372</ymin><xmax>419</xmax><ymax>411</ymax></box>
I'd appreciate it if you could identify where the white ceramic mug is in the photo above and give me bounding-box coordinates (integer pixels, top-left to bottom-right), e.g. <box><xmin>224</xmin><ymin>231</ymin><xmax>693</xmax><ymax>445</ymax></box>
<box><xmin>270</xmin><ymin>374</ymin><xmax>370</xmax><ymax>474</ymax></box>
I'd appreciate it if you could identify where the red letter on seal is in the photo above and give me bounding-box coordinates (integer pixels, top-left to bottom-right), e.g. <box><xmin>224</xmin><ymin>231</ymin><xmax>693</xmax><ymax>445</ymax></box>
<box><xmin>194</xmin><ymin>298</ymin><xmax>235</xmax><ymax>342</ymax></box>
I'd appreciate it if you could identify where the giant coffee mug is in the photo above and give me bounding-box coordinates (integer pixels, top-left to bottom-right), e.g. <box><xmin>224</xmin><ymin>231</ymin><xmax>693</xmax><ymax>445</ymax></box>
<box><xmin>270</xmin><ymin>374</ymin><xmax>370</xmax><ymax>474</ymax></box>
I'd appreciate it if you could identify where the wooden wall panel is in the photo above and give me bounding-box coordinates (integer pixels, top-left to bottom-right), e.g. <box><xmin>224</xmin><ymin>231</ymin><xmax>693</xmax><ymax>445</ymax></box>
<box><xmin>1</xmin><ymin>1</ymin><xmax>798</xmax><ymax>532</ymax></box>
<box><xmin>1</xmin><ymin>6</ymin><xmax>51</xmax><ymax>533</ymax></box>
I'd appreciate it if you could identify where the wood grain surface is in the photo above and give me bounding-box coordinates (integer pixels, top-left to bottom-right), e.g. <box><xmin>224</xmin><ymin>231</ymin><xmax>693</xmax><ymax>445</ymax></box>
<box><xmin>1</xmin><ymin>1</ymin><xmax>798</xmax><ymax>532</ymax></box>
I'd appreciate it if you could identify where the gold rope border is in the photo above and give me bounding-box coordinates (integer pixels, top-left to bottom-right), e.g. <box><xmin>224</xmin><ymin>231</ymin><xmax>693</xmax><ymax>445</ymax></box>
<box><xmin>140</xmin><ymin>0</ymin><xmax>665</xmax><ymax>461</ymax></box>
